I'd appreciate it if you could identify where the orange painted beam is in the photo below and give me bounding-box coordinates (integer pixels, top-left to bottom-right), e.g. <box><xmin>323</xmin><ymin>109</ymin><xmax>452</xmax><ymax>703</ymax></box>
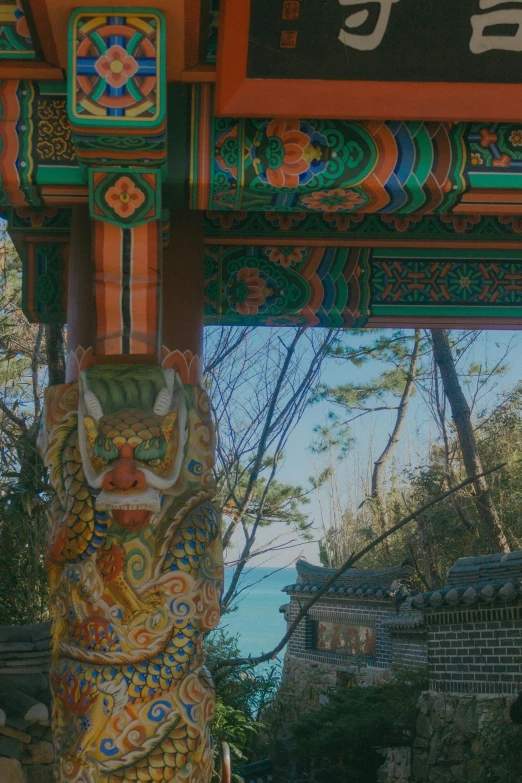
<box><xmin>0</xmin><ymin>61</ymin><xmax>63</xmax><ymax>79</ymax></box>
<box><xmin>26</xmin><ymin>0</ymin><xmax>60</xmax><ymax>66</ymax></box>
<box><xmin>181</xmin><ymin>64</ymin><xmax>216</xmax><ymax>83</ymax></box>
<box><xmin>368</xmin><ymin>317</ymin><xmax>522</xmax><ymax>330</ymax></box>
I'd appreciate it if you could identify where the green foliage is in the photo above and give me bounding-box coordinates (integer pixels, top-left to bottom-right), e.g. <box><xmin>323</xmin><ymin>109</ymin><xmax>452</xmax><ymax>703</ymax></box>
<box><xmin>0</xmin><ymin>231</ymin><xmax>50</xmax><ymax>624</ymax></box>
<box><xmin>463</xmin><ymin>708</ymin><xmax>522</xmax><ymax>783</ymax></box>
<box><xmin>219</xmin><ymin>469</ymin><xmax>312</xmax><ymax>536</ymax></box>
<box><xmin>0</xmin><ymin>427</ymin><xmax>50</xmax><ymax>624</ymax></box>
<box><xmin>207</xmin><ymin>628</ymin><xmax>280</xmax><ymax>774</ymax></box>
<box><xmin>312</xmin><ymin>330</ymin><xmax>425</xmax><ymax>457</ymax></box>
<box><xmin>290</xmin><ymin>666</ymin><xmax>428</xmax><ymax>783</ymax></box>
<box><xmin>212</xmin><ymin>701</ymin><xmax>261</xmax><ymax>782</ymax></box>
<box><xmin>319</xmin><ymin>328</ymin><xmax>522</xmax><ymax>583</ymax></box>
<box><xmin>354</xmin><ymin>385</ymin><xmax>522</xmax><ymax>586</ymax></box>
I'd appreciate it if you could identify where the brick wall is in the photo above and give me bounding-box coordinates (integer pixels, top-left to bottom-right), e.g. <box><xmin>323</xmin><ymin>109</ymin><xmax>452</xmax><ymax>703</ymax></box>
<box><xmin>425</xmin><ymin>604</ymin><xmax>522</xmax><ymax>694</ymax></box>
<box><xmin>286</xmin><ymin>596</ymin><xmax>396</xmax><ymax>669</ymax></box>
<box><xmin>391</xmin><ymin>631</ymin><xmax>428</xmax><ymax>668</ymax></box>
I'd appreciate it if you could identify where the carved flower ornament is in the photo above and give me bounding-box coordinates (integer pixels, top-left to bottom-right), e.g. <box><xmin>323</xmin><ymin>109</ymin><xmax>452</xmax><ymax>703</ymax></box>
<box><xmin>105</xmin><ymin>176</ymin><xmax>145</xmax><ymax>219</ymax></box>
<box><xmin>94</xmin><ymin>45</ymin><xmax>139</xmax><ymax>89</ymax></box>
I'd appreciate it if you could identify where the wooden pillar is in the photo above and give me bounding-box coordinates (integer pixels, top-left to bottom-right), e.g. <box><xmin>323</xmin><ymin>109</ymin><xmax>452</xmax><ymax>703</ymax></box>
<box><xmin>37</xmin><ymin>11</ymin><xmax>222</xmax><ymax>783</ymax></box>
<box><xmin>161</xmin><ymin>210</ymin><xmax>205</xmax><ymax>384</ymax></box>
<box><xmin>65</xmin><ymin>207</ymin><xmax>95</xmax><ymax>380</ymax></box>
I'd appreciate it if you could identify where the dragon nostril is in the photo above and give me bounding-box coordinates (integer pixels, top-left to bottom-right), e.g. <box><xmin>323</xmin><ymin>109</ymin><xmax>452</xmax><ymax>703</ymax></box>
<box><xmin>132</xmin><ymin>480</ymin><xmax>138</xmax><ymax>488</ymax></box>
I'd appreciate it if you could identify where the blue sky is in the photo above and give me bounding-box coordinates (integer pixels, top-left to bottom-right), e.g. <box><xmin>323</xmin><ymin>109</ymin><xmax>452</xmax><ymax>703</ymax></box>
<box><xmin>226</xmin><ymin>328</ymin><xmax>522</xmax><ymax>571</ymax></box>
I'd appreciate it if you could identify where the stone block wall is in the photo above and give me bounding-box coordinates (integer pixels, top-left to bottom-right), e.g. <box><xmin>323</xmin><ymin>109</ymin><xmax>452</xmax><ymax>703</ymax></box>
<box><xmin>377</xmin><ymin>748</ymin><xmax>411</xmax><ymax>783</ymax></box>
<box><xmin>410</xmin><ymin>690</ymin><xmax>521</xmax><ymax>783</ymax></box>
<box><xmin>0</xmin><ymin>622</ymin><xmax>54</xmax><ymax>782</ymax></box>
<box><xmin>0</xmin><ymin>723</ymin><xmax>54</xmax><ymax>783</ymax></box>
<box><xmin>424</xmin><ymin>605</ymin><xmax>522</xmax><ymax>694</ymax></box>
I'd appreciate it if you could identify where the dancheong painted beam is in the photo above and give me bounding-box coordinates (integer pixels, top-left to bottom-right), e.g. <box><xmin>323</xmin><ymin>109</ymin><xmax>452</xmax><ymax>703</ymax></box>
<box><xmin>1</xmin><ymin>2</ymin><xmax>522</xmax><ymax>783</ymax></box>
<box><xmin>6</xmin><ymin>81</ymin><xmax>522</xmax><ymax>217</ymax></box>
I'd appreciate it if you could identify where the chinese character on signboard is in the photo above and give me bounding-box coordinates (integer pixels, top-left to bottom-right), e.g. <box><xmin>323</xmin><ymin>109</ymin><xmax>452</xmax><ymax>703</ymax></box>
<box><xmin>337</xmin><ymin>0</ymin><xmax>522</xmax><ymax>54</ymax></box>
<box><xmin>338</xmin><ymin>0</ymin><xmax>401</xmax><ymax>51</ymax></box>
<box><xmin>218</xmin><ymin>0</ymin><xmax>522</xmax><ymax>121</ymax></box>
<box><xmin>470</xmin><ymin>0</ymin><xmax>522</xmax><ymax>53</ymax></box>
<box><xmin>316</xmin><ymin>621</ymin><xmax>377</xmax><ymax>657</ymax></box>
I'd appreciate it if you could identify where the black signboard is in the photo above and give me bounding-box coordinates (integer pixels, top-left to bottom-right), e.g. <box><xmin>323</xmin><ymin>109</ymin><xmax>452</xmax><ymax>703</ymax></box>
<box><xmin>247</xmin><ymin>0</ymin><xmax>522</xmax><ymax>83</ymax></box>
<box><xmin>216</xmin><ymin>0</ymin><xmax>522</xmax><ymax>120</ymax></box>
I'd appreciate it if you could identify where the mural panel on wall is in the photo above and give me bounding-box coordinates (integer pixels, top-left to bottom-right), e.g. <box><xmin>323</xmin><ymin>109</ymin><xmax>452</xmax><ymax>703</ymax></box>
<box><xmin>315</xmin><ymin>620</ymin><xmax>377</xmax><ymax>658</ymax></box>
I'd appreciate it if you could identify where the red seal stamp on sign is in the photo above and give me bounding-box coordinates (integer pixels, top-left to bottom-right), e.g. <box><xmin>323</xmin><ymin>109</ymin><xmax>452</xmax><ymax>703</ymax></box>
<box><xmin>282</xmin><ymin>0</ymin><xmax>300</xmax><ymax>20</ymax></box>
<box><xmin>280</xmin><ymin>30</ymin><xmax>298</xmax><ymax>48</ymax></box>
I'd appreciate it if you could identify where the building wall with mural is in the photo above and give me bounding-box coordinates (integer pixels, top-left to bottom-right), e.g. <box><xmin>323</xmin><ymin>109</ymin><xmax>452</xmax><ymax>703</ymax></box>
<box><xmin>281</xmin><ymin>553</ymin><xmax>522</xmax><ymax>697</ymax></box>
<box><xmin>281</xmin><ymin>559</ymin><xmax>417</xmax><ymax>688</ymax></box>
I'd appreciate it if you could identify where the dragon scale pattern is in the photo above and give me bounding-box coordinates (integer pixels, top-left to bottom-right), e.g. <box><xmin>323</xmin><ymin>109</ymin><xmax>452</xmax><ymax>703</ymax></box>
<box><xmin>39</xmin><ymin>368</ymin><xmax>222</xmax><ymax>783</ymax></box>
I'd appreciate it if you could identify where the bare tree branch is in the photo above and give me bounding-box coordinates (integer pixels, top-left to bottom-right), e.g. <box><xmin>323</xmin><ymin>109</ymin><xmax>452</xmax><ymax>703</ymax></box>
<box><xmin>213</xmin><ymin>461</ymin><xmax>506</xmax><ymax>672</ymax></box>
<box><xmin>0</xmin><ymin>397</ymin><xmax>26</xmax><ymax>429</ymax></box>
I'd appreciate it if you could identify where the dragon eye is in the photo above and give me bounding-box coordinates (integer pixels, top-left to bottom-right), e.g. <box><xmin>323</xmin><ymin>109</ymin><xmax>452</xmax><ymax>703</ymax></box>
<box><xmin>98</xmin><ymin>456</ymin><xmax>108</xmax><ymax>465</ymax></box>
<box><xmin>148</xmin><ymin>458</ymin><xmax>161</xmax><ymax>466</ymax></box>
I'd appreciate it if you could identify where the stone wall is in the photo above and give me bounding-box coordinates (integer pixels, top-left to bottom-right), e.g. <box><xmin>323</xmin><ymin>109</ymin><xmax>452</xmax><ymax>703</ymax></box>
<box><xmin>0</xmin><ymin>622</ymin><xmax>53</xmax><ymax>782</ymax></box>
<box><xmin>0</xmin><ymin>724</ymin><xmax>54</xmax><ymax>783</ymax></box>
<box><xmin>377</xmin><ymin>748</ymin><xmax>411</xmax><ymax>783</ymax></box>
<box><xmin>410</xmin><ymin>690</ymin><xmax>521</xmax><ymax>782</ymax></box>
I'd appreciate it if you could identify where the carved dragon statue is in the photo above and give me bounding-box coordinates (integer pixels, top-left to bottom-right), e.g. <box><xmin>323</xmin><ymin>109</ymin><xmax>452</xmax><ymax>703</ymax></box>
<box><xmin>38</xmin><ymin>366</ymin><xmax>222</xmax><ymax>783</ymax></box>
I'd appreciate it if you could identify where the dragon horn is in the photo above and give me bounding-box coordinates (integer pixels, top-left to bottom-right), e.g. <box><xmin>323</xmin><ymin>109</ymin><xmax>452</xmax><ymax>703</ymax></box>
<box><xmin>153</xmin><ymin>369</ymin><xmax>176</xmax><ymax>415</ymax></box>
<box><xmin>80</xmin><ymin>372</ymin><xmax>104</xmax><ymax>421</ymax></box>
<box><xmin>84</xmin><ymin>391</ymin><xmax>104</xmax><ymax>421</ymax></box>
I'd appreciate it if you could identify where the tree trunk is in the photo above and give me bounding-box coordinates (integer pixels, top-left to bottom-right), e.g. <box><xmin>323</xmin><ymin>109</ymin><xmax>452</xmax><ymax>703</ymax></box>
<box><xmin>430</xmin><ymin>329</ymin><xmax>509</xmax><ymax>553</ymax></box>
<box><xmin>371</xmin><ymin>329</ymin><xmax>421</xmax><ymax>553</ymax></box>
<box><xmin>415</xmin><ymin>520</ymin><xmax>437</xmax><ymax>590</ymax></box>
<box><xmin>45</xmin><ymin>324</ymin><xmax>66</xmax><ymax>386</ymax></box>
<box><xmin>433</xmin><ymin>358</ymin><xmax>475</xmax><ymax>533</ymax></box>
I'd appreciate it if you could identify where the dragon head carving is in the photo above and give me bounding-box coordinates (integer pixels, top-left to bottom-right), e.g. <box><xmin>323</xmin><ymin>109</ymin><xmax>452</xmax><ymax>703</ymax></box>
<box><xmin>40</xmin><ymin>364</ymin><xmax>221</xmax><ymax>783</ymax></box>
<box><xmin>78</xmin><ymin>366</ymin><xmax>187</xmax><ymax>531</ymax></box>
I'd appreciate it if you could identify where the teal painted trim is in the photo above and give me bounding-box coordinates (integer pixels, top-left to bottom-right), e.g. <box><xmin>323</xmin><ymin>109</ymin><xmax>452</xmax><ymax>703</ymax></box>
<box><xmin>469</xmin><ymin>172</ymin><xmax>522</xmax><ymax>189</ymax></box>
<box><xmin>234</xmin><ymin>119</ymin><xmax>244</xmax><ymax>212</ymax></box>
<box><xmin>68</xmin><ymin>7</ymin><xmax>166</xmax><ymax>130</ymax></box>
<box><xmin>36</xmin><ymin>167</ymin><xmax>86</xmax><ymax>186</ymax></box>
<box><xmin>372</xmin><ymin>305</ymin><xmax>522</xmax><ymax>318</ymax></box>
<box><xmin>372</xmin><ymin>248</ymin><xmax>522</xmax><ymax>260</ymax></box>
<box><xmin>0</xmin><ymin>51</ymin><xmax>36</xmax><ymax>59</ymax></box>
<box><xmin>38</xmin><ymin>81</ymin><xmax>67</xmax><ymax>95</ymax></box>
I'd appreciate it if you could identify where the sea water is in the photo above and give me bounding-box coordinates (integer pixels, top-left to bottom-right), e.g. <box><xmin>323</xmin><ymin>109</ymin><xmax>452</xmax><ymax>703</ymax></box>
<box><xmin>220</xmin><ymin>566</ymin><xmax>294</xmax><ymax>660</ymax></box>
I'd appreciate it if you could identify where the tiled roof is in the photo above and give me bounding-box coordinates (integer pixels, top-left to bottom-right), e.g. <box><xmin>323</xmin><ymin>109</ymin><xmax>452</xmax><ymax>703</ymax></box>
<box><xmin>382</xmin><ymin>613</ymin><xmax>425</xmax><ymax>629</ymax></box>
<box><xmin>382</xmin><ymin>597</ymin><xmax>424</xmax><ymax>629</ymax></box>
<box><xmin>282</xmin><ymin>582</ymin><xmax>410</xmax><ymax>601</ymax></box>
<box><xmin>410</xmin><ymin>550</ymin><xmax>522</xmax><ymax>610</ymax></box>
<box><xmin>286</xmin><ymin>558</ymin><xmax>413</xmax><ymax>591</ymax></box>
<box><xmin>446</xmin><ymin>551</ymin><xmax>522</xmax><ymax>587</ymax></box>
<box><xmin>411</xmin><ymin>579</ymin><xmax>522</xmax><ymax>609</ymax></box>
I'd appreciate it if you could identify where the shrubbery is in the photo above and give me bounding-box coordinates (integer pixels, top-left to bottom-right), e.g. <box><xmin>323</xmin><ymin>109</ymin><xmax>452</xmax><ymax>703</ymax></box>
<box><xmin>289</xmin><ymin>666</ymin><xmax>428</xmax><ymax>783</ymax></box>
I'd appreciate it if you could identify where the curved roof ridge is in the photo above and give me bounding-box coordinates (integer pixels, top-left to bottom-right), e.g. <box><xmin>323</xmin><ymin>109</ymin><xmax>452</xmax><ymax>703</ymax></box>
<box><xmin>293</xmin><ymin>557</ymin><xmax>414</xmax><ymax>589</ymax></box>
<box><xmin>447</xmin><ymin>550</ymin><xmax>522</xmax><ymax>587</ymax></box>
